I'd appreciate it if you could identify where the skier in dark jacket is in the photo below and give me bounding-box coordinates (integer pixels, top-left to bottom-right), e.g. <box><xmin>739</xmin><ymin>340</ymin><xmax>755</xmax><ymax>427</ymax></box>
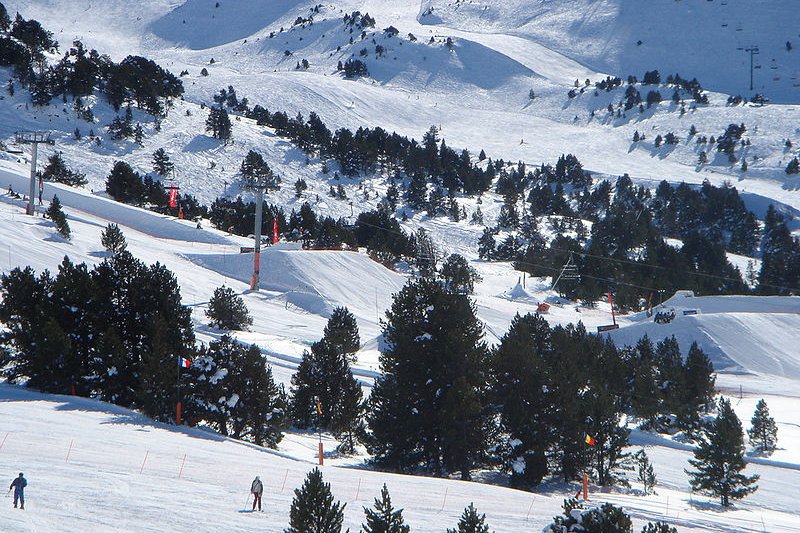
<box><xmin>10</xmin><ymin>473</ymin><xmax>26</xmax><ymax>509</ymax></box>
<box><xmin>250</xmin><ymin>476</ymin><xmax>263</xmax><ymax>511</ymax></box>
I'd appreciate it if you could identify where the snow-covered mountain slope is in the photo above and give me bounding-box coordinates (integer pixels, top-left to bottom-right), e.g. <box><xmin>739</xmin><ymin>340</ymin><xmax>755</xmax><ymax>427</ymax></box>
<box><xmin>1</xmin><ymin>2</ymin><xmax>800</xmax><ymax>530</ymax></box>
<box><xmin>4</xmin><ymin>381</ymin><xmax>800</xmax><ymax>533</ymax></box>
<box><xmin>4</xmin><ymin>0</ymin><xmax>800</xmax><ymax>221</ymax></box>
<box><xmin>1</xmin><ymin>156</ymin><xmax>800</xmax><ymax>530</ymax></box>
<box><xmin>423</xmin><ymin>0</ymin><xmax>800</xmax><ymax>104</ymax></box>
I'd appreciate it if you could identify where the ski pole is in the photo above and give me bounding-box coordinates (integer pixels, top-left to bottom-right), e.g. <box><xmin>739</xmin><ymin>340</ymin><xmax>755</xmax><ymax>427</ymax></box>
<box><xmin>243</xmin><ymin>492</ymin><xmax>251</xmax><ymax>510</ymax></box>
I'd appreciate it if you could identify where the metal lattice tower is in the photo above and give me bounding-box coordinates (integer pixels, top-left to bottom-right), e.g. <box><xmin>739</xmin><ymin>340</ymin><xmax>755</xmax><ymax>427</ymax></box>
<box><xmin>552</xmin><ymin>253</ymin><xmax>580</xmax><ymax>290</ymax></box>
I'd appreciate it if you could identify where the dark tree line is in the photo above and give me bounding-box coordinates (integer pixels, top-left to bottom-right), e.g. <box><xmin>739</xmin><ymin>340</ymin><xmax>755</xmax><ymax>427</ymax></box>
<box><xmin>209</xmin><ymin>85</ymin><xmax>494</xmax><ymax>194</ymax></box>
<box><xmin>105</xmin><ymin>160</ymin><xmax>205</xmax><ymax>219</ymax></box>
<box><xmin>0</xmin><ymin>246</ymin><xmax>285</xmax><ymax>445</ymax></box>
<box><xmin>364</xmin><ymin>277</ymin><xmax>715</xmax><ymax>486</ymax></box>
<box><xmin>0</xmin><ymin>251</ymin><xmax>193</xmax><ymax>415</ymax></box>
<box><xmin>481</xmin><ymin>168</ymin><xmax>775</xmax><ymax>309</ymax></box>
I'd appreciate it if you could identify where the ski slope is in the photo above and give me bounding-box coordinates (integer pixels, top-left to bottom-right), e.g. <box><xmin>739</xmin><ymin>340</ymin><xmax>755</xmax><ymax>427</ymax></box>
<box><xmin>1</xmin><ymin>139</ymin><xmax>800</xmax><ymax>531</ymax></box>
<box><xmin>607</xmin><ymin>291</ymin><xmax>800</xmax><ymax>377</ymax></box>
<box><xmin>3</xmin><ymin>381</ymin><xmax>800</xmax><ymax>533</ymax></box>
<box><xmin>1</xmin><ymin>1</ymin><xmax>800</xmax><ymax>530</ymax></box>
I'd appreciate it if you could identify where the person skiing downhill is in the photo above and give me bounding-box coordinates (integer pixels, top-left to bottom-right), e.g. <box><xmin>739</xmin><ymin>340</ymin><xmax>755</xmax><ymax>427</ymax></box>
<box><xmin>10</xmin><ymin>473</ymin><xmax>26</xmax><ymax>509</ymax></box>
<box><xmin>250</xmin><ymin>476</ymin><xmax>263</xmax><ymax>511</ymax></box>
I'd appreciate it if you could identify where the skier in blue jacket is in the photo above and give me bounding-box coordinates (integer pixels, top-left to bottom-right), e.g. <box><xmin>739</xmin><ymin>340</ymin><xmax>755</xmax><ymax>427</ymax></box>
<box><xmin>10</xmin><ymin>473</ymin><xmax>26</xmax><ymax>509</ymax></box>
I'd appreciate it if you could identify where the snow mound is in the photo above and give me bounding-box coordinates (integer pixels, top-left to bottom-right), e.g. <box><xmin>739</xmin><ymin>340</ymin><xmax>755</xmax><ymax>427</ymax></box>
<box><xmin>607</xmin><ymin>292</ymin><xmax>800</xmax><ymax>379</ymax></box>
<box><xmin>185</xmin><ymin>247</ymin><xmax>407</xmax><ymax>319</ymax></box>
<box><xmin>504</xmin><ymin>281</ymin><xmax>534</xmax><ymax>301</ymax></box>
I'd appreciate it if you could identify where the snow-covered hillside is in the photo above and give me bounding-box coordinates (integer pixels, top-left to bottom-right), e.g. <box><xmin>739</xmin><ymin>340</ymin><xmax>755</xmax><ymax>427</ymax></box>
<box><xmin>4</xmin><ymin>0</ymin><xmax>800</xmax><ymax>221</ymax></box>
<box><xmin>2</xmin><ymin>1</ymin><xmax>800</xmax><ymax>531</ymax></box>
<box><xmin>424</xmin><ymin>0</ymin><xmax>800</xmax><ymax>104</ymax></box>
<box><xmin>2</xmin><ymin>130</ymin><xmax>800</xmax><ymax>532</ymax></box>
<box><xmin>607</xmin><ymin>291</ymin><xmax>800</xmax><ymax>377</ymax></box>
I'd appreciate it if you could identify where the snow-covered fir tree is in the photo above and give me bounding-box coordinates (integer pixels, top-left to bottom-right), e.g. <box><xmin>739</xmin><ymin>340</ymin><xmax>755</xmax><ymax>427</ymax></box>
<box><xmin>687</xmin><ymin>398</ymin><xmax>759</xmax><ymax>506</ymax></box>
<box><xmin>748</xmin><ymin>399</ymin><xmax>778</xmax><ymax>455</ymax></box>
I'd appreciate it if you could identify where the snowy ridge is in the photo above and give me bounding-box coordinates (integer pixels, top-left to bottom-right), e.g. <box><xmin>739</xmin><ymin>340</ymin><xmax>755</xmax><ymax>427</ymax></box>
<box><xmin>424</xmin><ymin>0</ymin><xmax>800</xmax><ymax>103</ymax></box>
<box><xmin>184</xmin><ymin>246</ymin><xmax>407</xmax><ymax>319</ymax></box>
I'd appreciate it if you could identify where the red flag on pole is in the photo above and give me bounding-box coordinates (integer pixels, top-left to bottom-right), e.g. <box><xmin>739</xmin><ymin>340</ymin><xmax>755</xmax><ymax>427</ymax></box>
<box><xmin>168</xmin><ymin>185</ymin><xmax>178</xmax><ymax>208</ymax></box>
<box><xmin>272</xmin><ymin>218</ymin><xmax>279</xmax><ymax>244</ymax></box>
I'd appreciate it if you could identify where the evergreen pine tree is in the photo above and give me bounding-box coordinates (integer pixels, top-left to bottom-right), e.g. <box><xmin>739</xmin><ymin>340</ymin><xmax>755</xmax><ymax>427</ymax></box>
<box><xmin>290</xmin><ymin>338</ymin><xmax>362</xmax><ymax>434</ymax></box>
<box><xmin>641</xmin><ymin>522</ymin><xmax>678</xmax><ymax>533</ymax></box>
<box><xmin>290</xmin><ymin>309</ymin><xmax>363</xmax><ymax>447</ymax></box>
<box><xmin>188</xmin><ymin>335</ymin><xmax>286</xmax><ymax>445</ymax></box>
<box><xmin>447</xmin><ymin>503</ymin><xmax>491</xmax><ymax>533</ymax></box>
<box><xmin>679</xmin><ymin>342</ymin><xmax>715</xmax><ymax>429</ymax></box>
<box><xmin>477</xmin><ymin>228</ymin><xmax>496</xmax><ymax>260</ymax></box>
<box><xmin>439</xmin><ymin>254</ymin><xmax>481</xmax><ymax>295</ymax></box>
<box><xmin>405</xmin><ymin>172</ymin><xmax>428</xmax><ymax>210</ymax></box>
<box><xmin>46</xmin><ymin>195</ymin><xmax>70</xmax><ymax>239</ymax></box>
<box><xmin>133</xmin><ymin>123</ymin><xmax>144</xmax><ymax>145</ymax></box>
<box><xmin>92</xmin><ymin>253</ymin><xmax>195</xmax><ymax>408</ymax></box>
<box><xmin>0</xmin><ymin>3</ymin><xmax>10</xmax><ymax>32</ymax></box>
<box><xmin>758</xmin><ymin>205</ymin><xmax>800</xmax><ymax>295</ymax></box>
<box><xmin>361</xmin><ymin>484</ymin><xmax>410</xmax><ymax>533</ymax></box>
<box><xmin>411</xmin><ymin>228</ymin><xmax>438</xmax><ymax>278</ymax></box>
<box><xmin>206</xmin><ymin>285</ymin><xmax>253</xmax><ymax>330</ymax></box>
<box><xmin>240</xmin><ymin>149</ymin><xmax>277</xmax><ymax>190</ymax></box>
<box><xmin>634</xmin><ymin>449</ymin><xmax>657</xmax><ymax>495</ymax></box>
<box><xmin>631</xmin><ymin>357</ymin><xmax>660</xmax><ymax>427</ymax></box>
<box><xmin>40</xmin><ymin>152</ymin><xmax>87</xmax><ymax>186</ymax></box>
<box><xmin>655</xmin><ymin>336</ymin><xmax>684</xmax><ymax>420</ymax></box>
<box><xmin>137</xmin><ymin>313</ymin><xmax>180</xmax><ymax>421</ymax></box>
<box><xmin>323</xmin><ymin>306</ymin><xmax>360</xmax><ymax>361</ymax></box>
<box><xmin>367</xmin><ymin>279</ymin><xmax>493</xmax><ymax>480</ymax></box>
<box><xmin>206</xmin><ymin>106</ymin><xmax>232</xmax><ymax>141</ymax></box>
<box><xmin>101</xmin><ymin>223</ymin><xmax>128</xmax><ymax>254</ymax></box>
<box><xmin>152</xmin><ymin>148</ymin><xmax>174</xmax><ymax>176</ymax></box>
<box><xmin>785</xmin><ymin>157</ymin><xmax>800</xmax><ymax>174</ymax></box>
<box><xmin>687</xmin><ymin>398</ymin><xmax>759</xmax><ymax>506</ymax></box>
<box><xmin>748</xmin><ymin>399</ymin><xmax>778</xmax><ymax>455</ymax></box>
<box><xmin>49</xmin><ymin>257</ymin><xmax>95</xmax><ymax>396</ymax></box>
<box><xmin>0</xmin><ymin>267</ymin><xmax>55</xmax><ymax>389</ymax></box>
<box><xmin>106</xmin><ymin>161</ymin><xmax>145</xmax><ymax>204</ymax></box>
<box><xmin>491</xmin><ymin>313</ymin><xmax>552</xmax><ymax>487</ymax></box>
<box><xmin>285</xmin><ymin>468</ymin><xmax>346</xmax><ymax>533</ymax></box>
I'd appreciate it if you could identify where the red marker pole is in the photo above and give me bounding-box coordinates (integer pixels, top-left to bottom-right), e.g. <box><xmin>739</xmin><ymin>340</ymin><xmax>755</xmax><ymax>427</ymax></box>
<box><xmin>582</xmin><ymin>472</ymin><xmax>588</xmax><ymax>501</ymax></box>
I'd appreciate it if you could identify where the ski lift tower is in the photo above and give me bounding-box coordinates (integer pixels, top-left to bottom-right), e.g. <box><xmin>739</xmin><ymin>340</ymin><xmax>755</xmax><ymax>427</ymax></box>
<box><xmin>737</xmin><ymin>46</ymin><xmax>759</xmax><ymax>91</ymax></box>
<box><xmin>242</xmin><ymin>163</ymin><xmax>277</xmax><ymax>291</ymax></box>
<box><xmin>15</xmin><ymin>131</ymin><xmax>52</xmax><ymax>215</ymax></box>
